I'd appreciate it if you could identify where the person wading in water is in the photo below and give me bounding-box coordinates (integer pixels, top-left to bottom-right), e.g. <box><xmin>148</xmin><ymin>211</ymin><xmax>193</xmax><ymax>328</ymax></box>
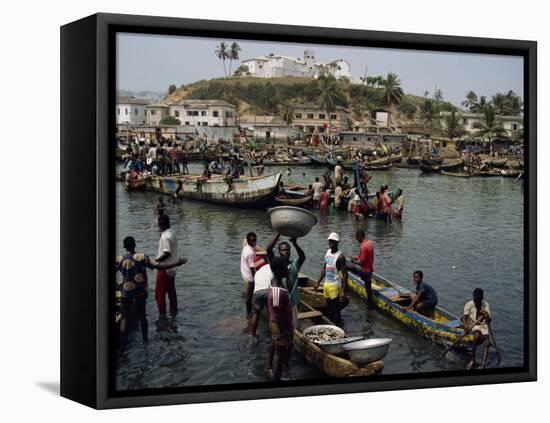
<box><xmin>267</xmin><ymin>256</ymin><xmax>292</xmax><ymax>381</ymax></box>
<box><xmin>265</xmin><ymin>233</ymin><xmax>306</xmax><ymax>365</ymax></box>
<box><xmin>241</xmin><ymin>232</ymin><xmax>257</xmax><ymax>315</ymax></box>
<box><xmin>315</xmin><ymin>232</ymin><xmax>349</xmax><ymax>322</ymax></box>
<box><xmin>347</xmin><ymin>229</ymin><xmax>375</xmax><ymax>308</ymax></box>
<box><xmin>116</xmin><ymin>236</ymin><xmax>186</xmax><ymax>346</ymax></box>
<box><xmin>155</xmin><ymin>214</ymin><xmax>182</xmax><ymax>318</ymax></box>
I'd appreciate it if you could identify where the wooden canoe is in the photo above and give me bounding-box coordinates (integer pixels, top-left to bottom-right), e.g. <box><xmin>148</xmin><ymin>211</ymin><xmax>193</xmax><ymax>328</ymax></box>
<box><xmin>501</xmin><ymin>169</ymin><xmax>522</xmax><ymax>178</ymax></box>
<box><xmin>389</xmin><ymin>154</ymin><xmax>403</xmax><ymax>163</ymax></box>
<box><xmin>298</xmin><ymin>272</ymin><xmax>473</xmax><ymax>349</ymax></box>
<box><xmin>420</xmin><ymin>157</ymin><xmax>444</xmax><ymax>166</ymax></box>
<box><xmin>346</xmin><ymin>271</ymin><xmax>474</xmax><ymax>348</ymax></box>
<box><xmin>293</xmin><ymin>300</ymin><xmax>384</xmax><ymax>378</ymax></box>
<box><xmin>489</xmin><ymin>158</ymin><xmax>508</xmax><ymax>168</ymax></box>
<box><xmin>476</xmin><ymin>170</ymin><xmax>502</xmax><ymax>177</ymax></box>
<box><xmin>441</xmin><ymin>171</ymin><xmax>471</xmax><ymax>178</ymax></box>
<box><xmin>275</xmin><ymin>195</ymin><xmax>313</xmax><ymax>207</ymax></box>
<box><xmin>363</xmin><ymin>163</ymin><xmax>392</xmax><ymax>171</ymax></box>
<box><xmin>419</xmin><ymin>163</ymin><xmax>441</xmax><ymax>173</ymax></box>
<box><xmin>263</xmin><ymin>158</ymin><xmax>312</xmax><ymax>166</ymax></box>
<box><xmin>146</xmin><ymin>173</ymin><xmax>282</xmax><ymax>207</ymax></box>
<box><xmin>123</xmin><ymin>176</ymin><xmax>149</xmax><ymax>191</ymax></box>
<box><xmin>440</xmin><ymin>159</ymin><xmax>464</xmax><ymax>172</ymax></box>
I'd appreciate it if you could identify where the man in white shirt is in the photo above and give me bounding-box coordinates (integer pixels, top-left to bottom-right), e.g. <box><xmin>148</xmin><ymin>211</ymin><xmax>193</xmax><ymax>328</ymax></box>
<box><xmin>155</xmin><ymin>214</ymin><xmax>180</xmax><ymax>317</ymax></box>
<box><xmin>460</xmin><ymin>288</ymin><xmax>492</xmax><ymax>369</ymax></box>
<box><xmin>312</xmin><ymin>177</ymin><xmax>323</xmax><ymax>209</ymax></box>
<box><xmin>250</xmin><ymin>261</ymin><xmax>272</xmax><ymax>336</ymax></box>
<box><xmin>241</xmin><ymin>232</ymin><xmax>257</xmax><ymax>314</ymax></box>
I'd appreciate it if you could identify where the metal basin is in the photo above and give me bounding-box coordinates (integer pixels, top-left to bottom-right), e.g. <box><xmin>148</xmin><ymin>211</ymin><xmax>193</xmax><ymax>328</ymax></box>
<box><xmin>316</xmin><ymin>336</ymin><xmax>364</xmax><ymax>356</ymax></box>
<box><xmin>343</xmin><ymin>338</ymin><xmax>392</xmax><ymax>364</ymax></box>
<box><xmin>268</xmin><ymin>206</ymin><xmax>318</xmax><ymax>238</ymax></box>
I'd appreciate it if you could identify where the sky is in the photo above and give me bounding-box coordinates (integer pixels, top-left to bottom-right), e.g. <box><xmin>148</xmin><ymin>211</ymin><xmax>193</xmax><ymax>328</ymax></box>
<box><xmin>117</xmin><ymin>32</ymin><xmax>524</xmax><ymax>108</ymax></box>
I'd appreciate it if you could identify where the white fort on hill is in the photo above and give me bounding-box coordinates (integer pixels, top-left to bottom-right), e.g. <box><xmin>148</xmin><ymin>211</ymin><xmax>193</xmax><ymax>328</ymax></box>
<box><xmin>241</xmin><ymin>50</ymin><xmax>351</xmax><ymax>79</ymax></box>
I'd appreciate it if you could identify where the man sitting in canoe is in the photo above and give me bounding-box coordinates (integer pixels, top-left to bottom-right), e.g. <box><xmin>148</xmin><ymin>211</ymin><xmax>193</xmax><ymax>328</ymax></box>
<box><xmin>405</xmin><ymin>270</ymin><xmax>438</xmax><ymax>318</ymax></box>
<box><xmin>315</xmin><ymin>232</ymin><xmax>349</xmax><ymax>323</ymax></box>
<box><xmin>460</xmin><ymin>288</ymin><xmax>492</xmax><ymax>369</ymax></box>
<box><xmin>267</xmin><ymin>256</ymin><xmax>292</xmax><ymax>381</ymax></box>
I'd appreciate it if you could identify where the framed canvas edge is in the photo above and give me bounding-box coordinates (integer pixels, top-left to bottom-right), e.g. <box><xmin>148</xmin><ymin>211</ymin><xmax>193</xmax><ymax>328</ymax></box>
<box><xmin>60</xmin><ymin>12</ymin><xmax>537</xmax><ymax>409</ymax></box>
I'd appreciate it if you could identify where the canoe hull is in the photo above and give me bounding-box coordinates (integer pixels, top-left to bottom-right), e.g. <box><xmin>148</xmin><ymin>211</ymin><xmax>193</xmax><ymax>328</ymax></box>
<box><xmin>294</xmin><ymin>301</ymin><xmax>383</xmax><ymax>378</ymax></box>
<box><xmin>146</xmin><ymin>173</ymin><xmax>282</xmax><ymax>207</ymax></box>
<box><xmin>293</xmin><ymin>328</ymin><xmax>384</xmax><ymax>378</ymax></box>
<box><xmin>346</xmin><ymin>272</ymin><xmax>474</xmax><ymax>348</ymax></box>
<box><xmin>275</xmin><ymin>195</ymin><xmax>313</xmax><ymax>207</ymax></box>
<box><xmin>263</xmin><ymin>159</ymin><xmax>311</xmax><ymax>166</ymax></box>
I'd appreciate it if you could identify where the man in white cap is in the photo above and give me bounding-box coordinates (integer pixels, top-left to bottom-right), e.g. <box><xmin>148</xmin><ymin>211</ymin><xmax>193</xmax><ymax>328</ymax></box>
<box><xmin>315</xmin><ymin>232</ymin><xmax>348</xmax><ymax>322</ymax></box>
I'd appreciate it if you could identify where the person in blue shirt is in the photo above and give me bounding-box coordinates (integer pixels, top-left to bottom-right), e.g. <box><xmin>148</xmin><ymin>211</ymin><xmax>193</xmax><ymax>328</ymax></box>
<box><xmin>406</xmin><ymin>270</ymin><xmax>438</xmax><ymax>318</ymax></box>
<box><xmin>115</xmin><ymin>236</ymin><xmax>187</xmax><ymax>347</ymax></box>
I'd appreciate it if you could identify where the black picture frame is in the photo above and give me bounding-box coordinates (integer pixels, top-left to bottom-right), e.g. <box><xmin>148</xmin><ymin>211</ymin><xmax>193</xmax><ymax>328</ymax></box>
<box><xmin>60</xmin><ymin>12</ymin><xmax>537</xmax><ymax>409</ymax></box>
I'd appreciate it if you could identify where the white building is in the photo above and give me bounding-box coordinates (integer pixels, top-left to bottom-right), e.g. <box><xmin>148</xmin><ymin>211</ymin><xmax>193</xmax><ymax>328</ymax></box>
<box><xmin>241</xmin><ymin>50</ymin><xmax>351</xmax><ymax>80</ymax></box>
<box><xmin>146</xmin><ymin>103</ymin><xmax>170</xmax><ymax>126</ymax></box>
<box><xmin>169</xmin><ymin>100</ymin><xmax>236</xmax><ymax>127</ymax></box>
<box><xmin>116</xmin><ymin>96</ymin><xmax>148</xmax><ymax>124</ymax></box>
<box><xmin>439</xmin><ymin>111</ymin><xmax>523</xmax><ymax>137</ymax></box>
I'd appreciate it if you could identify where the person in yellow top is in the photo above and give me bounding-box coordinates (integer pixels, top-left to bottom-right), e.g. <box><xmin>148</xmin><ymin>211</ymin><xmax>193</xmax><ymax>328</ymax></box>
<box><xmin>315</xmin><ymin>232</ymin><xmax>349</xmax><ymax>322</ymax></box>
<box><xmin>460</xmin><ymin>288</ymin><xmax>492</xmax><ymax>369</ymax></box>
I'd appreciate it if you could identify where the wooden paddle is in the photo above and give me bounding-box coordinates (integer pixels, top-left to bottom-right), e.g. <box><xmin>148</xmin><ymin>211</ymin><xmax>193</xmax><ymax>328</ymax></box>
<box><xmin>440</xmin><ymin>315</ymin><xmax>485</xmax><ymax>358</ymax></box>
<box><xmin>487</xmin><ymin>321</ymin><xmax>502</xmax><ymax>366</ymax></box>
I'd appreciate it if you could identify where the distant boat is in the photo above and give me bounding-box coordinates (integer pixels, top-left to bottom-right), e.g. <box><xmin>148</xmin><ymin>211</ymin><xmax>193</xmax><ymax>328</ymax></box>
<box><xmin>263</xmin><ymin>157</ymin><xmax>311</xmax><ymax>166</ymax></box>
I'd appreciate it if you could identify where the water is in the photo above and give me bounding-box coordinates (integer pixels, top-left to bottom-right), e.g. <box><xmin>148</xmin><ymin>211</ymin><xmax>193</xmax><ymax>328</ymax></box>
<box><xmin>115</xmin><ymin>164</ymin><xmax>524</xmax><ymax>390</ymax></box>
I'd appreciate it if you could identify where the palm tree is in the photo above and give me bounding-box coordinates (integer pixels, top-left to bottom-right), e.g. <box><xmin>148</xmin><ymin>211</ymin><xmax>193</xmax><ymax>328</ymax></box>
<box><xmin>380</xmin><ymin>72</ymin><xmax>404</xmax><ymax>128</ymax></box>
<box><xmin>444</xmin><ymin>110</ymin><xmax>466</xmax><ymax>140</ymax></box>
<box><xmin>419</xmin><ymin>98</ymin><xmax>437</xmax><ymax>128</ymax></box>
<box><xmin>462</xmin><ymin>91</ymin><xmax>478</xmax><ymax>112</ymax></box>
<box><xmin>281</xmin><ymin>100</ymin><xmax>295</xmax><ymax>127</ymax></box>
<box><xmin>472</xmin><ymin>105</ymin><xmax>508</xmax><ymax>153</ymax></box>
<box><xmin>472</xmin><ymin>95</ymin><xmax>489</xmax><ymax>113</ymax></box>
<box><xmin>492</xmin><ymin>92</ymin><xmax>507</xmax><ymax>115</ymax></box>
<box><xmin>317</xmin><ymin>76</ymin><xmax>344</xmax><ymax>115</ymax></box>
<box><xmin>228</xmin><ymin>42</ymin><xmax>241</xmax><ymax>77</ymax></box>
<box><xmin>215</xmin><ymin>42</ymin><xmax>229</xmax><ymax>77</ymax></box>
<box><xmin>317</xmin><ymin>76</ymin><xmax>346</xmax><ymax>136</ymax></box>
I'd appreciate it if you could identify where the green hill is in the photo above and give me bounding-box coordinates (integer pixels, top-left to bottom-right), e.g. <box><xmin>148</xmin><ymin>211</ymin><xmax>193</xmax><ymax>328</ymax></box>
<box><xmin>165</xmin><ymin>76</ymin><xmax>458</xmax><ymax>123</ymax></box>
